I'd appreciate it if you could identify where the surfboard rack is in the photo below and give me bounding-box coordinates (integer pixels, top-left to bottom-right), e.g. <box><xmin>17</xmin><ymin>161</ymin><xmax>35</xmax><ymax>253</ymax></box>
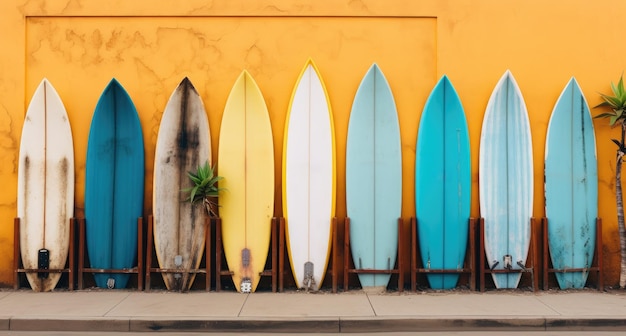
<box><xmin>541</xmin><ymin>217</ymin><xmax>603</xmax><ymax>291</ymax></box>
<box><xmin>411</xmin><ymin>217</ymin><xmax>477</xmax><ymax>291</ymax></box>
<box><xmin>145</xmin><ymin>215</ymin><xmax>212</xmax><ymax>291</ymax></box>
<box><xmin>13</xmin><ymin>217</ymin><xmax>76</xmax><ymax>290</ymax></box>
<box><xmin>341</xmin><ymin>217</ymin><xmax>405</xmax><ymax>292</ymax></box>
<box><xmin>478</xmin><ymin>218</ymin><xmax>540</xmax><ymax>292</ymax></box>
<box><xmin>215</xmin><ymin>217</ymin><xmax>284</xmax><ymax>292</ymax></box>
<box><xmin>76</xmin><ymin>217</ymin><xmax>144</xmax><ymax>290</ymax></box>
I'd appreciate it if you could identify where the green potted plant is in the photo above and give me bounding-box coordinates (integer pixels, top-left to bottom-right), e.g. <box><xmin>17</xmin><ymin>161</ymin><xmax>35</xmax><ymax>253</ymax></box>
<box><xmin>182</xmin><ymin>160</ymin><xmax>225</xmax><ymax>218</ymax></box>
<box><xmin>595</xmin><ymin>75</ymin><xmax>626</xmax><ymax>288</ymax></box>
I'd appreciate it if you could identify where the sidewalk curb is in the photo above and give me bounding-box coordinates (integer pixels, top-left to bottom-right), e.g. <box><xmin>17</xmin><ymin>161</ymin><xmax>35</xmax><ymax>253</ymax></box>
<box><xmin>9</xmin><ymin>317</ymin><xmax>129</xmax><ymax>332</ymax></box>
<box><xmin>339</xmin><ymin>317</ymin><xmax>546</xmax><ymax>332</ymax></box>
<box><xmin>131</xmin><ymin>318</ymin><xmax>340</xmax><ymax>333</ymax></box>
<box><xmin>545</xmin><ymin>318</ymin><xmax>626</xmax><ymax>331</ymax></box>
<box><xmin>5</xmin><ymin>317</ymin><xmax>626</xmax><ymax>333</ymax></box>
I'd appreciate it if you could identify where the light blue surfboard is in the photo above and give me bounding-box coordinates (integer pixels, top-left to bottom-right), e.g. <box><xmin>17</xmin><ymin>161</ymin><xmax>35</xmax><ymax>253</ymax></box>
<box><xmin>346</xmin><ymin>63</ymin><xmax>402</xmax><ymax>290</ymax></box>
<box><xmin>85</xmin><ymin>78</ymin><xmax>144</xmax><ymax>289</ymax></box>
<box><xmin>479</xmin><ymin>70</ymin><xmax>533</xmax><ymax>289</ymax></box>
<box><xmin>545</xmin><ymin>77</ymin><xmax>597</xmax><ymax>289</ymax></box>
<box><xmin>415</xmin><ymin>75</ymin><xmax>471</xmax><ymax>289</ymax></box>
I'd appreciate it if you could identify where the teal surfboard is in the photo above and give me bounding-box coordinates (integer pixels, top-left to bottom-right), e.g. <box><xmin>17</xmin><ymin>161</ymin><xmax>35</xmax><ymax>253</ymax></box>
<box><xmin>346</xmin><ymin>63</ymin><xmax>402</xmax><ymax>290</ymax></box>
<box><xmin>545</xmin><ymin>77</ymin><xmax>597</xmax><ymax>289</ymax></box>
<box><xmin>479</xmin><ymin>70</ymin><xmax>533</xmax><ymax>289</ymax></box>
<box><xmin>85</xmin><ymin>78</ymin><xmax>144</xmax><ymax>289</ymax></box>
<box><xmin>415</xmin><ymin>75</ymin><xmax>471</xmax><ymax>289</ymax></box>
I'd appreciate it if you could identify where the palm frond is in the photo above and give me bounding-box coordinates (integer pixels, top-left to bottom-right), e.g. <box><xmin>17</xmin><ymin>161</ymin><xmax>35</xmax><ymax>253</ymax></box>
<box><xmin>596</xmin><ymin>75</ymin><xmax>626</xmax><ymax>125</ymax></box>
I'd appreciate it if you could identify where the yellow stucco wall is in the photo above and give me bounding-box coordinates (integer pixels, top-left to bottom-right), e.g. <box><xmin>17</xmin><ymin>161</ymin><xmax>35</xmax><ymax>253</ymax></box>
<box><xmin>0</xmin><ymin>0</ymin><xmax>624</xmax><ymax>286</ymax></box>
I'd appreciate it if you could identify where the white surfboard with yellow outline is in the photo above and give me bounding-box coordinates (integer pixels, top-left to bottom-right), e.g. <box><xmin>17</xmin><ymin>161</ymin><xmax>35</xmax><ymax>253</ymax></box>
<box><xmin>283</xmin><ymin>59</ymin><xmax>336</xmax><ymax>291</ymax></box>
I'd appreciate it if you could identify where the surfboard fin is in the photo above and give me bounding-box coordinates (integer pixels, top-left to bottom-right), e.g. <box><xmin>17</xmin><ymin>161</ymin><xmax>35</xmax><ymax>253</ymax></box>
<box><xmin>174</xmin><ymin>255</ymin><xmax>183</xmax><ymax>284</ymax></box>
<box><xmin>240</xmin><ymin>249</ymin><xmax>252</xmax><ymax>293</ymax></box>
<box><xmin>503</xmin><ymin>255</ymin><xmax>512</xmax><ymax>270</ymax></box>
<box><xmin>241</xmin><ymin>278</ymin><xmax>252</xmax><ymax>293</ymax></box>
<box><xmin>304</xmin><ymin>261</ymin><xmax>316</xmax><ymax>291</ymax></box>
<box><xmin>516</xmin><ymin>261</ymin><xmax>528</xmax><ymax>271</ymax></box>
<box><xmin>37</xmin><ymin>249</ymin><xmax>49</xmax><ymax>279</ymax></box>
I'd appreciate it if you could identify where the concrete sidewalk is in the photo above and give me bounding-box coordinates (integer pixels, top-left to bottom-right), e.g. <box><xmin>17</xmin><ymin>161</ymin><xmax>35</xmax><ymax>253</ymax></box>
<box><xmin>0</xmin><ymin>289</ymin><xmax>625</xmax><ymax>333</ymax></box>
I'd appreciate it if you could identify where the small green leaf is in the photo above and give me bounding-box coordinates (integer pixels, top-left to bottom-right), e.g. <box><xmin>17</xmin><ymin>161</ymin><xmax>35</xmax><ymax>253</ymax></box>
<box><xmin>601</xmin><ymin>93</ymin><xmax>621</xmax><ymax>108</ymax></box>
<box><xmin>187</xmin><ymin>173</ymin><xmax>202</xmax><ymax>185</ymax></box>
<box><xmin>189</xmin><ymin>186</ymin><xmax>198</xmax><ymax>204</ymax></box>
<box><xmin>199</xmin><ymin>177</ymin><xmax>210</xmax><ymax>188</ymax></box>
<box><xmin>206</xmin><ymin>190</ymin><xmax>219</xmax><ymax>197</ymax></box>
<box><xmin>611</xmin><ymin>81</ymin><xmax>619</xmax><ymax>96</ymax></box>
<box><xmin>594</xmin><ymin>101</ymin><xmax>612</xmax><ymax>109</ymax></box>
<box><xmin>595</xmin><ymin>112</ymin><xmax>616</xmax><ymax>119</ymax></box>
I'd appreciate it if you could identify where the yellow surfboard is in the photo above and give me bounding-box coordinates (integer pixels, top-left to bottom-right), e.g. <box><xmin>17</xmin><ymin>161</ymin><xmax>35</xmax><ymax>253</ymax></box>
<box><xmin>218</xmin><ymin>70</ymin><xmax>274</xmax><ymax>293</ymax></box>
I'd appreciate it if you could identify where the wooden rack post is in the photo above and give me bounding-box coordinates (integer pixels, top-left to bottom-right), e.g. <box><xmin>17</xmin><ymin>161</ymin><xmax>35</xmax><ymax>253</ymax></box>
<box><xmin>342</xmin><ymin>217</ymin><xmax>405</xmax><ymax>292</ymax></box>
<box><xmin>144</xmin><ymin>215</ymin><xmax>211</xmax><ymax>291</ymax></box>
<box><xmin>216</xmin><ymin>217</ymin><xmax>284</xmax><ymax>292</ymax></box>
<box><xmin>278</xmin><ymin>217</ymin><xmax>286</xmax><ymax>292</ymax></box>
<box><xmin>14</xmin><ymin>217</ymin><xmax>76</xmax><ymax>290</ymax></box>
<box><xmin>77</xmin><ymin>217</ymin><xmax>144</xmax><ymax>290</ymax></box>
<box><xmin>479</xmin><ymin>218</ymin><xmax>539</xmax><ymax>292</ymax></box>
<box><xmin>331</xmin><ymin>217</ymin><xmax>339</xmax><ymax>293</ymax></box>
<box><xmin>214</xmin><ymin>216</ymin><xmax>229</xmax><ymax>291</ymax></box>
<box><xmin>411</xmin><ymin>217</ymin><xmax>477</xmax><ymax>291</ymax></box>
<box><xmin>542</xmin><ymin>217</ymin><xmax>603</xmax><ymax>290</ymax></box>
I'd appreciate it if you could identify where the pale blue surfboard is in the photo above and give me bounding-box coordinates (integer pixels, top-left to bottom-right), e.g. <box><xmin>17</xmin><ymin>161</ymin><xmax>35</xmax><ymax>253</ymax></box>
<box><xmin>85</xmin><ymin>78</ymin><xmax>144</xmax><ymax>289</ymax></box>
<box><xmin>346</xmin><ymin>63</ymin><xmax>402</xmax><ymax>290</ymax></box>
<box><xmin>479</xmin><ymin>70</ymin><xmax>533</xmax><ymax>289</ymax></box>
<box><xmin>415</xmin><ymin>75</ymin><xmax>471</xmax><ymax>289</ymax></box>
<box><xmin>545</xmin><ymin>78</ymin><xmax>597</xmax><ymax>289</ymax></box>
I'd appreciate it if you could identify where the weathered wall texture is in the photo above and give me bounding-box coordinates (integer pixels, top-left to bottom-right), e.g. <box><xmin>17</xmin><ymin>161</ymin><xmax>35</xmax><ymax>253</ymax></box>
<box><xmin>0</xmin><ymin>0</ymin><xmax>624</xmax><ymax>287</ymax></box>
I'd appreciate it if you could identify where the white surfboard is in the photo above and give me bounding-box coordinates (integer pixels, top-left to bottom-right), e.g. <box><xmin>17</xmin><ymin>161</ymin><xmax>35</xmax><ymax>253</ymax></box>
<box><xmin>17</xmin><ymin>78</ymin><xmax>74</xmax><ymax>292</ymax></box>
<box><xmin>153</xmin><ymin>77</ymin><xmax>211</xmax><ymax>291</ymax></box>
<box><xmin>283</xmin><ymin>59</ymin><xmax>336</xmax><ymax>291</ymax></box>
